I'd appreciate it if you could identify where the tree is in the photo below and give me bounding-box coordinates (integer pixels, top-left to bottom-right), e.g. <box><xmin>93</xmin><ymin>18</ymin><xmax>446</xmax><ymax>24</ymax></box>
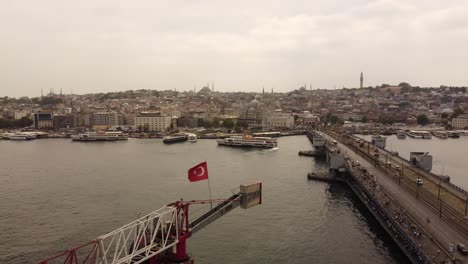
<box><xmin>450</xmin><ymin>108</ymin><xmax>464</xmax><ymax>119</ymax></box>
<box><xmin>137</xmin><ymin>125</ymin><xmax>143</xmax><ymax>132</ymax></box>
<box><xmin>203</xmin><ymin>120</ymin><xmax>213</xmax><ymax>128</ymax></box>
<box><xmin>236</xmin><ymin>120</ymin><xmax>249</xmax><ymax>129</ymax></box>
<box><xmin>417</xmin><ymin>114</ymin><xmax>429</xmax><ymax>126</ymax></box>
<box><xmin>39</xmin><ymin>96</ymin><xmax>63</xmax><ymax>105</ymax></box>
<box><xmin>329</xmin><ymin>115</ymin><xmax>339</xmax><ymax>125</ymax></box>
<box><xmin>398</xmin><ymin>82</ymin><xmax>412</xmax><ymax>89</ymax></box>
<box><xmin>361</xmin><ymin>116</ymin><xmax>368</xmax><ymax>123</ymax></box>
<box><xmin>16</xmin><ymin>116</ymin><xmax>33</xmax><ymax>127</ymax></box>
<box><xmin>441</xmin><ymin>113</ymin><xmax>449</xmax><ymax>119</ymax></box>
<box><xmin>223</xmin><ymin>119</ymin><xmax>235</xmax><ymax>129</ymax></box>
<box><xmin>212</xmin><ymin>117</ymin><xmax>220</xmax><ymax>128</ymax></box>
<box><xmin>143</xmin><ymin>123</ymin><xmax>150</xmax><ymax>133</ymax></box>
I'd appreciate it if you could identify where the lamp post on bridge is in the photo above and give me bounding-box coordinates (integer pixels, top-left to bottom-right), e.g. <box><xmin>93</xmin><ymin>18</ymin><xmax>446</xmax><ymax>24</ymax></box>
<box><xmin>465</xmin><ymin>197</ymin><xmax>467</xmax><ymax>217</ymax></box>
<box><xmin>437</xmin><ymin>176</ymin><xmax>441</xmax><ymax>200</ymax></box>
<box><xmin>415</xmin><ymin>167</ymin><xmax>423</xmax><ymax>199</ymax></box>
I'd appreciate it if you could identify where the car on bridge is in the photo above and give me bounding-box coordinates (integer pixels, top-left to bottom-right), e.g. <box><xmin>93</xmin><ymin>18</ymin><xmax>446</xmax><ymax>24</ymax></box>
<box><xmin>416</xmin><ymin>178</ymin><xmax>423</xmax><ymax>185</ymax></box>
<box><xmin>457</xmin><ymin>243</ymin><xmax>468</xmax><ymax>255</ymax></box>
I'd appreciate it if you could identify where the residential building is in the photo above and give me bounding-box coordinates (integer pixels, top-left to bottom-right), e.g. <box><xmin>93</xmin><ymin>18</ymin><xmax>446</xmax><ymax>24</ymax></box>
<box><xmin>92</xmin><ymin>112</ymin><xmax>119</xmax><ymax>126</ymax></box>
<box><xmin>452</xmin><ymin>114</ymin><xmax>468</xmax><ymax>129</ymax></box>
<box><xmin>135</xmin><ymin>112</ymin><xmax>172</xmax><ymax>131</ymax></box>
<box><xmin>53</xmin><ymin>114</ymin><xmax>74</xmax><ymax>130</ymax></box>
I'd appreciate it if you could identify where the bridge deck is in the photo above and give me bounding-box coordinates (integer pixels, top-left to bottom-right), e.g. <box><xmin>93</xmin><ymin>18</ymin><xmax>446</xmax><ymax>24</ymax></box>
<box><xmin>319</xmin><ymin>130</ymin><xmax>468</xmax><ymax>263</ymax></box>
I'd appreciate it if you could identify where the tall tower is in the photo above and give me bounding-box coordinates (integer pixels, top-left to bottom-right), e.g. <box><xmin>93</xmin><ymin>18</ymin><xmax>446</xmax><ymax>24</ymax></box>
<box><xmin>360</xmin><ymin>72</ymin><xmax>364</xmax><ymax>89</ymax></box>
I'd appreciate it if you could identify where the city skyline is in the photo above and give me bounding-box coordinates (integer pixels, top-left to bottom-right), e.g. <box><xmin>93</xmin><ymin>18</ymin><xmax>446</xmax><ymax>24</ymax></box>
<box><xmin>1</xmin><ymin>0</ymin><xmax>468</xmax><ymax>98</ymax></box>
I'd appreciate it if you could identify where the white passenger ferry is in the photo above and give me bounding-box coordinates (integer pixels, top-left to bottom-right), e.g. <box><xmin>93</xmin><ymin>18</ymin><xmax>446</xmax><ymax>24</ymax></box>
<box><xmin>407</xmin><ymin>130</ymin><xmax>432</xmax><ymax>139</ymax></box>
<box><xmin>71</xmin><ymin>132</ymin><xmax>127</xmax><ymax>142</ymax></box>
<box><xmin>217</xmin><ymin>135</ymin><xmax>278</xmax><ymax>148</ymax></box>
<box><xmin>2</xmin><ymin>132</ymin><xmax>37</xmax><ymax>140</ymax></box>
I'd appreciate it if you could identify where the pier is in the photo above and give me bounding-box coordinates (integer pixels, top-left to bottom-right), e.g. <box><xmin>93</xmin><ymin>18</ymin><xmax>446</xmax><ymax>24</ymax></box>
<box><xmin>307</xmin><ymin>129</ymin><xmax>468</xmax><ymax>263</ymax></box>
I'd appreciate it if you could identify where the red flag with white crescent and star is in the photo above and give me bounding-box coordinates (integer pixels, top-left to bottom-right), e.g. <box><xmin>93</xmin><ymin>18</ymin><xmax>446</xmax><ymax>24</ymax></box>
<box><xmin>188</xmin><ymin>161</ymin><xmax>208</xmax><ymax>182</ymax></box>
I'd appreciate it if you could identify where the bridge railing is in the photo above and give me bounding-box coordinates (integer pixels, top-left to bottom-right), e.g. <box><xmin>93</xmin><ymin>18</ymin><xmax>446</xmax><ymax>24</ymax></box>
<box><xmin>345</xmin><ymin>161</ymin><xmax>432</xmax><ymax>264</ymax></box>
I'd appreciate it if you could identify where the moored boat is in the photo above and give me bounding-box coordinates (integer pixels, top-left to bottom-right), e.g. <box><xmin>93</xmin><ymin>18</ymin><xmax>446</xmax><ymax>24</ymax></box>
<box><xmin>407</xmin><ymin>130</ymin><xmax>431</xmax><ymax>139</ymax></box>
<box><xmin>71</xmin><ymin>132</ymin><xmax>121</xmax><ymax>142</ymax></box>
<box><xmin>4</xmin><ymin>132</ymin><xmax>37</xmax><ymax>140</ymax></box>
<box><xmin>187</xmin><ymin>133</ymin><xmax>197</xmax><ymax>142</ymax></box>
<box><xmin>432</xmin><ymin>131</ymin><xmax>448</xmax><ymax>139</ymax></box>
<box><xmin>396</xmin><ymin>130</ymin><xmax>406</xmax><ymax>139</ymax></box>
<box><xmin>447</xmin><ymin>131</ymin><xmax>460</xmax><ymax>138</ymax></box>
<box><xmin>163</xmin><ymin>134</ymin><xmax>188</xmax><ymax>144</ymax></box>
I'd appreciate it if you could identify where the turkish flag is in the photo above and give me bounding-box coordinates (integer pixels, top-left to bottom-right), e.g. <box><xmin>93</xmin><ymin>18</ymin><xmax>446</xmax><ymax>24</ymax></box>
<box><xmin>188</xmin><ymin>161</ymin><xmax>208</xmax><ymax>182</ymax></box>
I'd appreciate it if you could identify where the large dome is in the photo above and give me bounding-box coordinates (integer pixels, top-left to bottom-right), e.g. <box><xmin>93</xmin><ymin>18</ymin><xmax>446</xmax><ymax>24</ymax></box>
<box><xmin>249</xmin><ymin>98</ymin><xmax>260</xmax><ymax>107</ymax></box>
<box><xmin>442</xmin><ymin>108</ymin><xmax>453</xmax><ymax>114</ymax></box>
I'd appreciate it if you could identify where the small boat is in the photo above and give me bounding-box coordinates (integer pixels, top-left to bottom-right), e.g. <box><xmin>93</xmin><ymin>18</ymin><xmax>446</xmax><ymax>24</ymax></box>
<box><xmin>187</xmin><ymin>133</ymin><xmax>197</xmax><ymax>142</ymax></box>
<box><xmin>396</xmin><ymin>130</ymin><xmax>406</xmax><ymax>139</ymax></box>
<box><xmin>432</xmin><ymin>131</ymin><xmax>448</xmax><ymax>139</ymax></box>
<box><xmin>163</xmin><ymin>134</ymin><xmax>188</xmax><ymax>144</ymax></box>
<box><xmin>447</xmin><ymin>131</ymin><xmax>460</xmax><ymax>138</ymax></box>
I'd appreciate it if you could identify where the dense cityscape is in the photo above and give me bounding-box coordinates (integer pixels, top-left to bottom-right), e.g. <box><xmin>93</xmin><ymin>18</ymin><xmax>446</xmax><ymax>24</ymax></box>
<box><xmin>1</xmin><ymin>76</ymin><xmax>467</xmax><ymax>137</ymax></box>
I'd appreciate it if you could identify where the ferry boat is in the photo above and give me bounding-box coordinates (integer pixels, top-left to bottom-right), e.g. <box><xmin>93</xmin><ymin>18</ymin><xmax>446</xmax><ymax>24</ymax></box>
<box><xmin>71</xmin><ymin>132</ymin><xmax>121</xmax><ymax>141</ymax></box>
<box><xmin>187</xmin><ymin>133</ymin><xmax>197</xmax><ymax>142</ymax></box>
<box><xmin>217</xmin><ymin>135</ymin><xmax>278</xmax><ymax>148</ymax></box>
<box><xmin>396</xmin><ymin>130</ymin><xmax>406</xmax><ymax>139</ymax></box>
<box><xmin>371</xmin><ymin>135</ymin><xmax>386</xmax><ymax>149</ymax></box>
<box><xmin>432</xmin><ymin>131</ymin><xmax>448</xmax><ymax>139</ymax></box>
<box><xmin>407</xmin><ymin>130</ymin><xmax>431</xmax><ymax>139</ymax></box>
<box><xmin>3</xmin><ymin>132</ymin><xmax>37</xmax><ymax>140</ymax></box>
<box><xmin>163</xmin><ymin>134</ymin><xmax>188</xmax><ymax>144</ymax></box>
<box><xmin>105</xmin><ymin>131</ymin><xmax>129</xmax><ymax>140</ymax></box>
<box><xmin>312</xmin><ymin>132</ymin><xmax>326</xmax><ymax>147</ymax></box>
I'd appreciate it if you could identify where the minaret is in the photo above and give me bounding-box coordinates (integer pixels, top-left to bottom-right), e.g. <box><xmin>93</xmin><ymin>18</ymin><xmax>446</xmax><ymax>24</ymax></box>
<box><xmin>262</xmin><ymin>86</ymin><xmax>265</xmax><ymax>94</ymax></box>
<box><xmin>41</xmin><ymin>88</ymin><xmax>43</xmax><ymax>97</ymax></box>
<box><xmin>360</xmin><ymin>72</ymin><xmax>364</xmax><ymax>89</ymax></box>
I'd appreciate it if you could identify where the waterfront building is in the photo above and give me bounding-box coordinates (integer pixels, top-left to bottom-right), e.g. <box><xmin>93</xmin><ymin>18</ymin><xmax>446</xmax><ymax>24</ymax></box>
<box><xmin>33</xmin><ymin>113</ymin><xmax>53</xmax><ymax>129</ymax></box>
<box><xmin>177</xmin><ymin>117</ymin><xmax>200</xmax><ymax>128</ymax></box>
<box><xmin>262</xmin><ymin>110</ymin><xmax>294</xmax><ymax>128</ymax></box>
<box><xmin>452</xmin><ymin>114</ymin><xmax>468</xmax><ymax>129</ymax></box>
<box><xmin>92</xmin><ymin>112</ymin><xmax>119</xmax><ymax>126</ymax></box>
<box><xmin>135</xmin><ymin>112</ymin><xmax>172</xmax><ymax>132</ymax></box>
<box><xmin>53</xmin><ymin>114</ymin><xmax>75</xmax><ymax>130</ymax></box>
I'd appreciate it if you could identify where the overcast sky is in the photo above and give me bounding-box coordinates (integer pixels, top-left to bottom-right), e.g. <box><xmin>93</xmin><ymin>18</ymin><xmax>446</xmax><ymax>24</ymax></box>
<box><xmin>1</xmin><ymin>0</ymin><xmax>467</xmax><ymax>97</ymax></box>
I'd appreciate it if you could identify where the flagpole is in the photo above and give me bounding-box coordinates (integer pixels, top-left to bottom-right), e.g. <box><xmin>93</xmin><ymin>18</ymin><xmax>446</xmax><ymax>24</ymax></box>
<box><xmin>207</xmin><ymin>177</ymin><xmax>213</xmax><ymax>209</ymax></box>
<box><xmin>206</xmin><ymin>161</ymin><xmax>213</xmax><ymax>209</ymax></box>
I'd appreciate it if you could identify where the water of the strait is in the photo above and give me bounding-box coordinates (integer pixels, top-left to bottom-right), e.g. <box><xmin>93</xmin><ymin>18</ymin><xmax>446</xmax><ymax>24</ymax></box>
<box><xmin>0</xmin><ymin>136</ymin><xmax>409</xmax><ymax>263</ymax></box>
